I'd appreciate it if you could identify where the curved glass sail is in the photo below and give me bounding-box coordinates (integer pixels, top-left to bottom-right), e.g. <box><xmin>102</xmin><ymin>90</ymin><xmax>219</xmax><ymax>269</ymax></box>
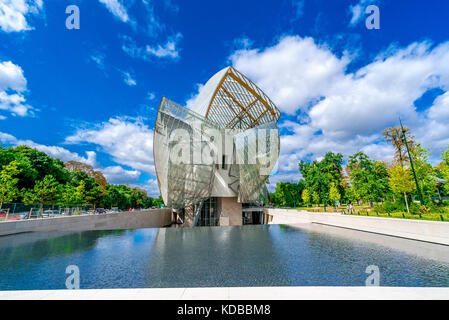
<box><xmin>154</xmin><ymin>67</ymin><xmax>281</xmax><ymax>210</ymax></box>
<box><xmin>154</xmin><ymin>98</ymin><xmax>219</xmax><ymax>209</ymax></box>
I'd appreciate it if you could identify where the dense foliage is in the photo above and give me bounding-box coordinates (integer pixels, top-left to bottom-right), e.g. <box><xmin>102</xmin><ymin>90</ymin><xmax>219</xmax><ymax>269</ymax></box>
<box><xmin>0</xmin><ymin>146</ymin><xmax>161</xmax><ymax>210</ymax></box>
<box><xmin>270</xmin><ymin>126</ymin><xmax>449</xmax><ymax>214</ymax></box>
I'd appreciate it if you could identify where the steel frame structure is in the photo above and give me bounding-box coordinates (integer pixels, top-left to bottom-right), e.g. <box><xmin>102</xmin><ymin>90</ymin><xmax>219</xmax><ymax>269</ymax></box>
<box><xmin>153</xmin><ymin>66</ymin><xmax>281</xmax><ymax>211</ymax></box>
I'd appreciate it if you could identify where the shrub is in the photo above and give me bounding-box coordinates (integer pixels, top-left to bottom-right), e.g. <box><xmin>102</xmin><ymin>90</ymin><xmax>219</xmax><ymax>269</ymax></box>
<box><xmin>418</xmin><ymin>205</ymin><xmax>431</xmax><ymax>216</ymax></box>
<box><xmin>383</xmin><ymin>200</ymin><xmax>405</xmax><ymax>213</ymax></box>
<box><xmin>382</xmin><ymin>199</ymin><xmax>420</xmax><ymax>214</ymax></box>
<box><xmin>426</xmin><ymin>202</ymin><xmax>446</xmax><ymax>214</ymax></box>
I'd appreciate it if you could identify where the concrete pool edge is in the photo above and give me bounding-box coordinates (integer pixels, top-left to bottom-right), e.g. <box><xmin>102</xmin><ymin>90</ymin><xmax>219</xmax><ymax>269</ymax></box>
<box><xmin>1</xmin><ymin>287</ymin><xmax>449</xmax><ymax>300</ymax></box>
<box><xmin>265</xmin><ymin>209</ymin><xmax>449</xmax><ymax>246</ymax></box>
<box><xmin>0</xmin><ymin>209</ymin><xmax>173</xmax><ymax>236</ymax></box>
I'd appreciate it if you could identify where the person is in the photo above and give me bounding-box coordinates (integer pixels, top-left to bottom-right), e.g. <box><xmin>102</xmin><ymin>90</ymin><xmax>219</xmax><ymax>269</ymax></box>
<box><xmin>350</xmin><ymin>203</ymin><xmax>353</xmax><ymax>214</ymax></box>
<box><xmin>129</xmin><ymin>208</ymin><xmax>132</xmax><ymax>212</ymax></box>
<box><xmin>346</xmin><ymin>204</ymin><xmax>350</xmax><ymax>214</ymax></box>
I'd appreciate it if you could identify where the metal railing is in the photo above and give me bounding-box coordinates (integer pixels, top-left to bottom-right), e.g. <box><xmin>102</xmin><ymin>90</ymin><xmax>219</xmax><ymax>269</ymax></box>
<box><xmin>0</xmin><ymin>203</ymin><xmax>123</xmax><ymax>222</ymax></box>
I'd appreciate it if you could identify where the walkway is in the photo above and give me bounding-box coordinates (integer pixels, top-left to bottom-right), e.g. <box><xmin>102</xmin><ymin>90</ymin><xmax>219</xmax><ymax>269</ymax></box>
<box><xmin>1</xmin><ymin>287</ymin><xmax>449</xmax><ymax>300</ymax></box>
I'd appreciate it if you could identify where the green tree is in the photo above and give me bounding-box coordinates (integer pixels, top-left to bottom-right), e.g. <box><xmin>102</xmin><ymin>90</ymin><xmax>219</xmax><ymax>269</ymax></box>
<box><xmin>312</xmin><ymin>191</ymin><xmax>320</xmax><ymax>207</ymax></box>
<box><xmin>61</xmin><ymin>184</ymin><xmax>76</xmax><ymax>206</ymax></box>
<box><xmin>410</xmin><ymin>143</ymin><xmax>437</xmax><ymax>202</ymax></box>
<box><xmin>152</xmin><ymin>196</ymin><xmax>165</xmax><ymax>208</ymax></box>
<box><xmin>271</xmin><ymin>182</ymin><xmax>305</xmax><ymax>207</ymax></box>
<box><xmin>302</xmin><ymin>189</ymin><xmax>311</xmax><ymax>207</ymax></box>
<box><xmin>329</xmin><ymin>182</ymin><xmax>341</xmax><ymax>210</ymax></box>
<box><xmin>388</xmin><ymin>165</ymin><xmax>416</xmax><ymax>214</ymax></box>
<box><xmin>23</xmin><ymin>174</ymin><xmax>61</xmax><ymax>204</ymax></box>
<box><xmin>347</xmin><ymin>152</ymin><xmax>390</xmax><ymax>206</ymax></box>
<box><xmin>0</xmin><ymin>160</ymin><xmax>21</xmax><ymax>208</ymax></box>
<box><xmin>437</xmin><ymin>145</ymin><xmax>449</xmax><ymax>196</ymax></box>
<box><xmin>73</xmin><ymin>180</ymin><xmax>87</xmax><ymax>205</ymax></box>
<box><xmin>299</xmin><ymin>152</ymin><xmax>344</xmax><ymax>206</ymax></box>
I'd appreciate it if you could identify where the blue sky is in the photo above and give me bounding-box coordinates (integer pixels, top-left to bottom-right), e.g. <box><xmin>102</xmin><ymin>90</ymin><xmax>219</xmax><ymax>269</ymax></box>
<box><xmin>1</xmin><ymin>0</ymin><xmax>449</xmax><ymax>195</ymax></box>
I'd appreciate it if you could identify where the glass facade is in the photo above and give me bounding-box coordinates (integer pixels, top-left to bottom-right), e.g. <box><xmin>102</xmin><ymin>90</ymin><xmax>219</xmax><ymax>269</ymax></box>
<box><xmin>153</xmin><ymin>66</ymin><xmax>281</xmax><ymax>226</ymax></box>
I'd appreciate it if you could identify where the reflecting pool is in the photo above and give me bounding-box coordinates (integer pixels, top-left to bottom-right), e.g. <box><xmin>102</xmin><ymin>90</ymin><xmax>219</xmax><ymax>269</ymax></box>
<box><xmin>1</xmin><ymin>224</ymin><xmax>449</xmax><ymax>290</ymax></box>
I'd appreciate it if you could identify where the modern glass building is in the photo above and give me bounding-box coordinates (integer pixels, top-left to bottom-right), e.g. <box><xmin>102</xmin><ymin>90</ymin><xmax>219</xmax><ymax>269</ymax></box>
<box><xmin>153</xmin><ymin>66</ymin><xmax>281</xmax><ymax>226</ymax></box>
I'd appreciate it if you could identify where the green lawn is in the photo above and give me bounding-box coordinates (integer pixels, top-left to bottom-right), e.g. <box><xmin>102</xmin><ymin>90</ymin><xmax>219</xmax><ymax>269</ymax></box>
<box><xmin>293</xmin><ymin>206</ymin><xmax>449</xmax><ymax>222</ymax></box>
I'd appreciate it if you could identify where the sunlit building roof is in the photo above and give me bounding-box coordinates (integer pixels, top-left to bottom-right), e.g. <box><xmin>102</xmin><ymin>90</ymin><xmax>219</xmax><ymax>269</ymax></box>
<box><xmin>189</xmin><ymin>66</ymin><xmax>281</xmax><ymax>129</ymax></box>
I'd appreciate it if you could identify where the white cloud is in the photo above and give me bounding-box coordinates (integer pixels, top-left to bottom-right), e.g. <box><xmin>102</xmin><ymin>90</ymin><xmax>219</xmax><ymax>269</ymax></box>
<box><xmin>147</xmin><ymin>91</ymin><xmax>156</xmax><ymax>100</ymax></box>
<box><xmin>229</xmin><ymin>36</ymin><xmax>350</xmax><ymax>115</ymax></box>
<box><xmin>65</xmin><ymin>117</ymin><xmax>155</xmax><ymax>174</ymax></box>
<box><xmin>0</xmin><ymin>130</ymin><xmax>148</xmax><ymax>189</ymax></box>
<box><xmin>0</xmin><ymin>60</ymin><xmax>26</xmax><ymax>91</ymax></box>
<box><xmin>119</xmin><ymin>69</ymin><xmax>137</xmax><ymax>86</ymax></box>
<box><xmin>349</xmin><ymin>0</ymin><xmax>379</xmax><ymax>26</ymax></box>
<box><xmin>141</xmin><ymin>0</ymin><xmax>163</xmax><ymax>37</ymax></box>
<box><xmin>90</xmin><ymin>53</ymin><xmax>106</xmax><ymax>70</ymax></box>
<box><xmin>102</xmin><ymin>165</ymin><xmax>140</xmax><ymax>184</ymax></box>
<box><xmin>224</xmin><ymin>35</ymin><xmax>449</xmax><ymax>186</ymax></box>
<box><xmin>0</xmin><ymin>131</ymin><xmax>98</xmax><ymax>167</ymax></box>
<box><xmin>135</xmin><ymin>178</ymin><xmax>160</xmax><ymax>197</ymax></box>
<box><xmin>233</xmin><ymin>36</ymin><xmax>253</xmax><ymax>50</ymax></box>
<box><xmin>145</xmin><ymin>32</ymin><xmax>182</xmax><ymax>59</ymax></box>
<box><xmin>0</xmin><ymin>60</ymin><xmax>35</xmax><ymax>117</ymax></box>
<box><xmin>122</xmin><ymin>33</ymin><xmax>183</xmax><ymax>61</ymax></box>
<box><xmin>98</xmin><ymin>0</ymin><xmax>130</xmax><ymax>23</ymax></box>
<box><xmin>267</xmin><ymin>172</ymin><xmax>303</xmax><ymax>192</ymax></box>
<box><xmin>0</xmin><ymin>0</ymin><xmax>43</xmax><ymax>32</ymax></box>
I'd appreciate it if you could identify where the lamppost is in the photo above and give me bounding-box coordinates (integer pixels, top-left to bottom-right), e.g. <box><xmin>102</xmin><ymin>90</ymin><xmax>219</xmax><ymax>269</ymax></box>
<box><xmin>317</xmin><ymin>162</ymin><xmax>327</xmax><ymax>212</ymax></box>
<box><xmin>399</xmin><ymin>118</ymin><xmax>424</xmax><ymax>205</ymax></box>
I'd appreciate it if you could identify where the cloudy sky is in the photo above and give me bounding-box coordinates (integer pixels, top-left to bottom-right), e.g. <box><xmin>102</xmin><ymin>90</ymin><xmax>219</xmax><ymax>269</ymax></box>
<box><xmin>0</xmin><ymin>0</ymin><xmax>448</xmax><ymax>195</ymax></box>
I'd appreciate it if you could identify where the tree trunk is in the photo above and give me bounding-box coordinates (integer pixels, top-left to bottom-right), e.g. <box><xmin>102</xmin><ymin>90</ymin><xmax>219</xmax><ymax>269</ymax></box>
<box><xmin>404</xmin><ymin>192</ymin><xmax>410</xmax><ymax>214</ymax></box>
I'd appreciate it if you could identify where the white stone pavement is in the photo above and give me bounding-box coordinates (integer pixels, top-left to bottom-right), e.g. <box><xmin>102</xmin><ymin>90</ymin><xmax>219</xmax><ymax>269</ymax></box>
<box><xmin>1</xmin><ymin>287</ymin><xmax>449</xmax><ymax>300</ymax></box>
<box><xmin>265</xmin><ymin>209</ymin><xmax>449</xmax><ymax>245</ymax></box>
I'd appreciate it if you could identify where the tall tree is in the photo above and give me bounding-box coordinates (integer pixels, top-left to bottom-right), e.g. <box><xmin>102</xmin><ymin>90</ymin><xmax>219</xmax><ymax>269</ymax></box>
<box><xmin>410</xmin><ymin>143</ymin><xmax>436</xmax><ymax>202</ymax></box>
<box><xmin>388</xmin><ymin>165</ymin><xmax>416</xmax><ymax>213</ymax></box>
<box><xmin>61</xmin><ymin>184</ymin><xmax>76</xmax><ymax>206</ymax></box>
<box><xmin>347</xmin><ymin>152</ymin><xmax>390</xmax><ymax>206</ymax></box>
<box><xmin>65</xmin><ymin>161</ymin><xmax>108</xmax><ymax>189</ymax></box>
<box><xmin>329</xmin><ymin>182</ymin><xmax>341</xmax><ymax>210</ymax></box>
<box><xmin>0</xmin><ymin>160</ymin><xmax>21</xmax><ymax>208</ymax></box>
<box><xmin>299</xmin><ymin>152</ymin><xmax>344</xmax><ymax>205</ymax></box>
<box><xmin>312</xmin><ymin>191</ymin><xmax>320</xmax><ymax>207</ymax></box>
<box><xmin>73</xmin><ymin>180</ymin><xmax>87</xmax><ymax>205</ymax></box>
<box><xmin>382</xmin><ymin>126</ymin><xmax>415</xmax><ymax>167</ymax></box>
<box><xmin>23</xmin><ymin>175</ymin><xmax>61</xmax><ymax>205</ymax></box>
<box><xmin>272</xmin><ymin>182</ymin><xmax>304</xmax><ymax>207</ymax></box>
<box><xmin>302</xmin><ymin>189</ymin><xmax>311</xmax><ymax>207</ymax></box>
<box><xmin>437</xmin><ymin>145</ymin><xmax>449</xmax><ymax>195</ymax></box>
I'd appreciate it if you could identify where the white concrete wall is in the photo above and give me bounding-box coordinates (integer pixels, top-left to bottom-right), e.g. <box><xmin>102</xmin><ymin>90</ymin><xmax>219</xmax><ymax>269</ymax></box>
<box><xmin>0</xmin><ymin>209</ymin><xmax>173</xmax><ymax>236</ymax></box>
<box><xmin>264</xmin><ymin>208</ymin><xmax>449</xmax><ymax>246</ymax></box>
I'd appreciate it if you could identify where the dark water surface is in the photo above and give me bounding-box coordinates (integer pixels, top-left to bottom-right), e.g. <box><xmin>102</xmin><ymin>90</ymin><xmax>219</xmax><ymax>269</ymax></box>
<box><xmin>1</xmin><ymin>224</ymin><xmax>449</xmax><ymax>290</ymax></box>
